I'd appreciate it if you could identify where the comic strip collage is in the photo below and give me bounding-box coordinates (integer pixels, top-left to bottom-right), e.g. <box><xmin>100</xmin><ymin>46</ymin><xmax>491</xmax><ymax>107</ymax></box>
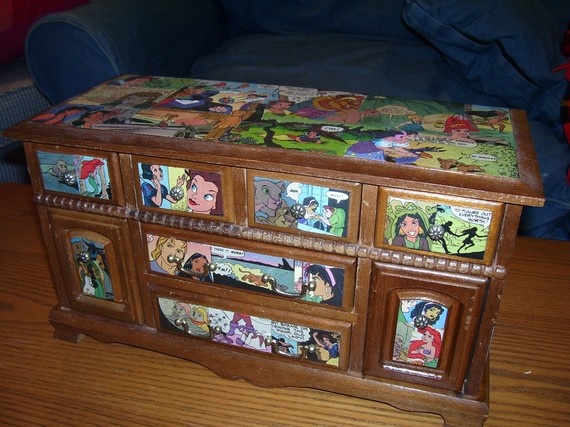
<box><xmin>381</xmin><ymin>192</ymin><xmax>499</xmax><ymax>261</ymax></box>
<box><xmin>393</xmin><ymin>298</ymin><xmax>448</xmax><ymax>369</ymax></box>
<box><xmin>31</xmin><ymin>75</ymin><xmax>520</xmax><ymax>178</ymax></box>
<box><xmin>158</xmin><ymin>297</ymin><xmax>342</xmax><ymax>367</ymax></box>
<box><xmin>146</xmin><ymin>233</ymin><xmax>345</xmax><ymax>307</ymax></box>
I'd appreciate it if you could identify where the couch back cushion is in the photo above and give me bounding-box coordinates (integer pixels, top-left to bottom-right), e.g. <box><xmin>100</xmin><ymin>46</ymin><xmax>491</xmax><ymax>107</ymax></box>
<box><xmin>216</xmin><ymin>0</ymin><xmax>420</xmax><ymax>42</ymax></box>
<box><xmin>402</xmin><ymin>0</ymin><xmax>570</xmax><ymax>123</ymax></box>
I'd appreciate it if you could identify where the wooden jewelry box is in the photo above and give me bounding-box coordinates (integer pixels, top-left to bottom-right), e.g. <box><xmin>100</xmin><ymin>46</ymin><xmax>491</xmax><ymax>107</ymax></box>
<box><xmin>5</xmin><ymin>76</ymin><xmax>544</xmax><ymax>426</ymax></box>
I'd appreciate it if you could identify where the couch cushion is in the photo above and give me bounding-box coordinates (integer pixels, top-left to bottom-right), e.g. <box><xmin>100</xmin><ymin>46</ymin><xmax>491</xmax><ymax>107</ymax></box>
<box><xmin>192</xmin><ymin>33</ymin><xmax>512</xmax><ymax>108</ymax></box>
<box><xmin>216</xmin><ymin>0</ymin><xmax>421</xmax><ymax>43</ymax></box>
<box><xmin>402</xmin><ymin>0</ymin><xmax>570</xmax><ymax>123</ymax></box>
<box><xmin>0</xmin><ymin>58</ymin><xmax>50</xmax><ymax>147</ymax></box>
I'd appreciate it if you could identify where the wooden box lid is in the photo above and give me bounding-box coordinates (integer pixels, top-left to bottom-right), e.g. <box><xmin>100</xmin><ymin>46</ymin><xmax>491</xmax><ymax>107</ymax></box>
<box><xmin>5</xmin><ymin>75</ymin><xmax>544</xmax><ymax>206</ymax></box>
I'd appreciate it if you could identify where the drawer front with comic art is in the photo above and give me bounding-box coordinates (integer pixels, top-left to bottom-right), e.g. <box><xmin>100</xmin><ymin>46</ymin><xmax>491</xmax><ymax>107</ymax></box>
<box><xmin>364</xmin><ymin>264</ymin><xmax>487</xmax><ymax>391</ymax></box>
<box><xmin>46</xmin><ymin>207</ymin><xmax>142</xmax><ymax>323</ymax></box>
<box><xmin>247</xmin><ymin>171</ymin><xmax>361</xmax><ymax>242</ymax></box>
<box><xmin>131</xmin><ymin>155</ymin><xmax>237</xmax><ymax>222</ymax></box>
<box><xmin>153</xmin><ymin>289</ymin><xmax>351</xmax><ymax>370</ymax></box>
<box><xmin>28</xmin><ymin>144</ymin><xmax>124</xmax><ymax>204</ymax></box>
<box><xmin>376</xmin><ymin>189</ymin><xmax>504</xmax><ymax>264</ymax></box>
<box><xmin>142</xmin><ymin>225</ymin><xmax>356</xmax><ymax>311</ymax></box>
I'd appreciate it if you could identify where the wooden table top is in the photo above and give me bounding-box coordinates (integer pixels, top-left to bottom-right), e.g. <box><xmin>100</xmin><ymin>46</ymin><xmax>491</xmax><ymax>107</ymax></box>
<box><xmin>1</xmin><ymin>183</ymin><xmax>568</xmax><ymax>427</ymax></box>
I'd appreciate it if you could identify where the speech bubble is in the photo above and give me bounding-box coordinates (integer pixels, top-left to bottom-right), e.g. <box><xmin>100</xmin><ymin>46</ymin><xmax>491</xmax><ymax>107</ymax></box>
<box><xmin>321</xmin><ymin>125</ymin><xmax>344</xmax><ymax>133</ymax></box>
<box><xmin>212</xmin><ymin>246</ymin><xmax>245</xmax><ymax>259</ymax></box>
<box><xmin>213</xmin><ymin>262</ymin><xmax>233</xmax><ymax>277</ymax></box>
<box><xmin>326</xmin><ymin>190</ymin><xmax>349</xmax><ymax>203</ymax></box>
<box><xmin>278</xmin><ymin>87</ymin><xmax>318</xmax><ymax>103</ymax></box>
<box><xmin>451</xmin><ymin>207</ymin><xmax>493</xmax><ymax>228</ymax></box>
<box><xmin>470</xmin><ymin>154</ymin><xmax>497</xmax><ymax>162</ymax></box>
<box><xmin>377</xmin><ymin>105</ymin><xmax>415</xmax><ymax>116</ymax></box>
<box><xmin>286</xmin><ymin>182</ymin><xmax>302</xmax><ymax>202</ymax></box>
<box><xmin>272</xmin><ymin>321</ymin><xmax>311</xmax><ymax>341</ymax></box>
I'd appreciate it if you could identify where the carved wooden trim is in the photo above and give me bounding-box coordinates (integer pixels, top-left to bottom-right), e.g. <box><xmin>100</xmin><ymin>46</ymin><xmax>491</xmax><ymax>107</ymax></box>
<box><xmin>35</xmin><ymin>193</ymin><xmax>505</xmax><ymax>278</ymax></box>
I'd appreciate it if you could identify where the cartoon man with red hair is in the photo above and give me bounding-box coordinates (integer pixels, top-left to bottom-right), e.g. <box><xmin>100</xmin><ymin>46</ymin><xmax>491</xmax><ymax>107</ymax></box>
<box><xmin>443</xmin><ymin>114</ymin><xmax>479</xmax><ymax>145</ymax></box>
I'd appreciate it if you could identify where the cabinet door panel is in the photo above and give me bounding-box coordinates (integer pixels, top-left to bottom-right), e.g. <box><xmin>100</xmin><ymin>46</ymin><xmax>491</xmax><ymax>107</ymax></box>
<box><xmin>364</xmin><ymin>263</ymin><xmax>487</xmax><ymax>391</ymax></box>
<box><xmin>48</xmin><ymin>208</ymin><xmax>141</xmax><ymax>323</ymax></box>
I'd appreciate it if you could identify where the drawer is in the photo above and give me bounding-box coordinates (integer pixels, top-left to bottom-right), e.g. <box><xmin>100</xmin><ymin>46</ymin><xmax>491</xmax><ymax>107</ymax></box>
<box><xmin>141</xmin><ymin>224</ymin><xmax>357</xmax><ymax>312</ymax></box>
<box><xmin>26</xmin><ymin>143</ymin><xmax>124</xmax><ymax>204</ymax></box>
<box><xmin>130</xmin><ymin>155</ymin><xmax>237</xmax><ymax>222</ymax></box>
<box><xmin>376</xmin><ymin>188</ymin><xmax>504</xmax><ymax>265</ymax></box>
<box><xmin>247</xmin><ymin>170</ymin><xmax>361</xmax><ymax>242</ymax></box>
<box><xmin>152</xmin><ymin>287</ymin><xmax>352</xmax><ymax>370</ymax></box>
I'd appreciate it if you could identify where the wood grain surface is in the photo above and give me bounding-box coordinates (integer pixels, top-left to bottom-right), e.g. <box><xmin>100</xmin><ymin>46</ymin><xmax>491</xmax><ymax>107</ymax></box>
<box><xmin>1</xmin><ymin>183</ymin><xmax>568</xmax><ymax>426</ymax></box>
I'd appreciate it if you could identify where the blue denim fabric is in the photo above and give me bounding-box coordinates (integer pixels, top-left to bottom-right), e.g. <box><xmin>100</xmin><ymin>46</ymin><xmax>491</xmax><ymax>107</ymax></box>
<box><xmin>26</xmin><ymin>0</ymin><xmax>226</xmax><ymax>103</ymax></box>
<box><xmin>519</xmin><ymin>121</ymin><xmax>570</xmax><ymax>240</ymax></box>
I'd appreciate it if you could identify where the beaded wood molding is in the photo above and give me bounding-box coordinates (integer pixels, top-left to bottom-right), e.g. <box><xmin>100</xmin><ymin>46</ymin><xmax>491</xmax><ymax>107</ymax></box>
<box><xmin>37</xmin><ymin>193</ymin><xmax>506</xmax><ymax>279</ymax></box>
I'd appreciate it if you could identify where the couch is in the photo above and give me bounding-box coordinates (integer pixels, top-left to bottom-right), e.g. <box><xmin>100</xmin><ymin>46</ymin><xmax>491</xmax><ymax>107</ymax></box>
<box><xmin>21</xmin><ymin>0</ymin><xmax>570</xmax><ymax>240</ymax></box>
<box><xmin>0</xmin><ymin>58</ymin><xmax>49</xmax><ymax>183</ymax></box>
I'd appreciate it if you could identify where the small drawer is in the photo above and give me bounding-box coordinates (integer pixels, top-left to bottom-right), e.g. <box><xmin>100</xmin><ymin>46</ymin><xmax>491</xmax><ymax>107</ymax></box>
<box><xmin>376</xmin><ymin>188</ymin><xmax>504</xmax><ymax>265</ymax></box>
<box><xmin>152</xmin><ymin>288</ymin><xmax>351</xmax><ymax>370</ymax></box>
<box><xmin>247</xmin><ymin>170</ymin><xmax>361</xmax><ymax>242</ymax></box>
<box><xmin>142</xmin><ymin>225</ymin><xmax>356</xmax><ymax>311</ymax></box>
<box><xmin>130</xmin><ymin>155</ymin><xmax>237</xmax><ymax>222</ymax></box>
<box><xmin>26</xmin><ymin>143</ymin><xmax>124</xmax><ymax>204</ymax></box>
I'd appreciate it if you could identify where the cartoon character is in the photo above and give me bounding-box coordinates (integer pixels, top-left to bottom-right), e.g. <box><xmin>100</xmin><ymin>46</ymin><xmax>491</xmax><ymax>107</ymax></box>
<box><xmin>312</xmin><ymin>331</ymin><xmax>340</xmax><ymax>366</ymax></box>
<box><xmin>179</xmin><ymin>252</ymin><xmax>212</xmax><ymax>281</ymax></box>
<box><xmin>457</xmin><ymin>226</ymin><xmax>487</xmax><ymax>253</ymax></box>
<box><xmin>189</xmin><ymin>306</ymin><xmax>210</xmax><ymax>336</ymax></box>
<box><xmin>149</xmin><ymin>236</ymin><xmax>187</xmax><ymax>275</ymax></box>
<box><xmin>287</xmin><ymin>129</ymin><xmax>322</xmax><ymax>144</ymax></box>
<box><xmin>302</xmin><ymin>264</ymin><xmax>343</xmax><ymax>306</ymax></box>
<box><xmin>79</xmin><ymin>158</ymin><xmax>108</xmax><ymax>198</ymax></box>
<box><xmin>48</xmin><ymin>160</ymin><xmax>71</xmax><ymax>179</ymax></box>
<box><xmin>345</xmin><ymin>130</ymin><xmax>418</xmax><ymax>163</ymax></box>
<box><xmin>407</xmin><ymin>326</ymin><xmax>442</xmax><ymax>368</ymax></box>
<box><xmin>254</xmin><ymin>179</ymin><xmax>284</xmax><ymax>222</ymax></box>
<box><xmin>443</xmin><ymin>115</ymin><xmax>479</xmax><ymax>144</ymax></box>
<box><xmin>185</xmin><ymin>170</ymin><xmax>222</xmax><ymax>215</ymax></box>
<box><xmin>71</xmin><ymin>109</ymin><xmax>118</xmax><ymax>128</ymax></box>
<box><xmin>321</xmin><ymin>205</ymin><xmax>346</xmax><ymax>237</ymax></box>
<box><xmin>75</xmin><ymin>240</ymin><xmax>113</xmax><ymax>300</ymax></box>
<box><xmin>410</xmin><ymin>301</ymin><xmax>445</xmax><ymax>328</ymax></box>
<box><xmin>266</xmin><ymin>100</ymin><xmax>293</xmax><ymax>115</ymax></box>
<box><xmin>392</xmin><ymin>211</ymin><xmax>430</xmax><ymax>251</ymax></box>
<box><xmin>298</xmin><ymin>196</ymin><xmax>321</xmax><ymax>228</ymax></box>
<box><xmin>33</xmin><ymin>106</ymin><xmax>90</xmax><ymax>125</ymax></box>
<box><xmin>140</xmin><ymin>164</ymin><xmax>187</xmax><ymax>208</ymax></box>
